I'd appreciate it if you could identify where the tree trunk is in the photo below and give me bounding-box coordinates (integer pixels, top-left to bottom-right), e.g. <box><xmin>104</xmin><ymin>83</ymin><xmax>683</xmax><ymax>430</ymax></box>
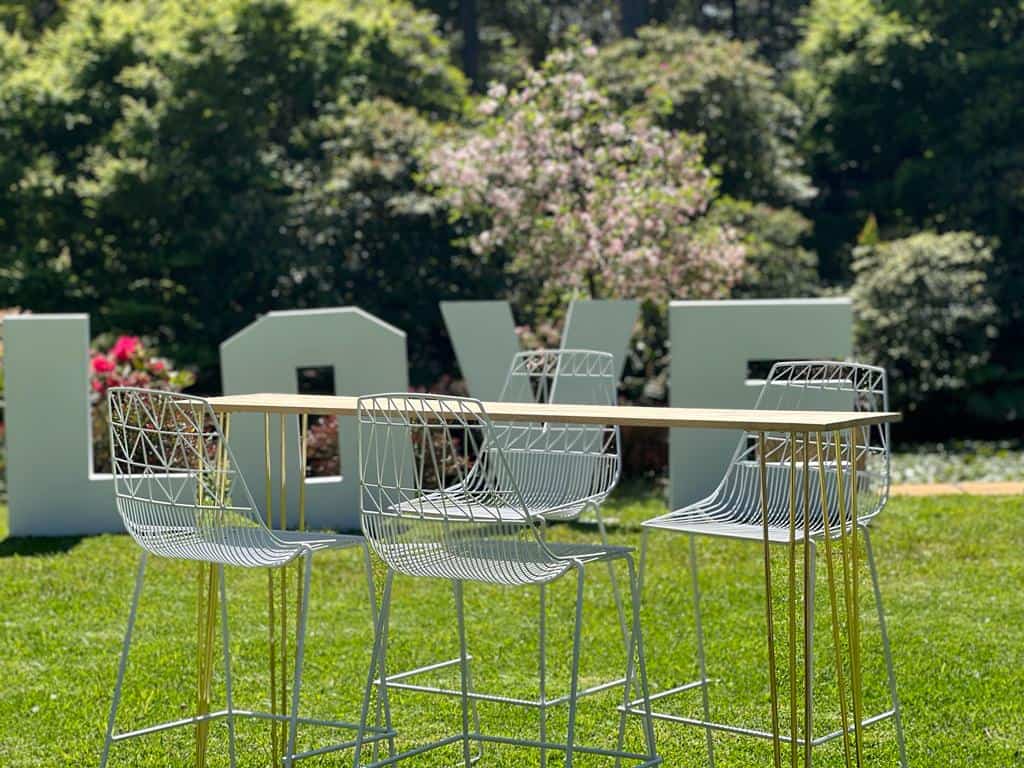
<box><xmin>460</xmin><ymin>0</ymin><xmax>481</xmax><ymax>91</ymax></box>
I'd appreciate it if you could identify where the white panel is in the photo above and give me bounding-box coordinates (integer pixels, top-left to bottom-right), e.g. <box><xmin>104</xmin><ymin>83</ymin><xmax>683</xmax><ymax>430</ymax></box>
<box><xmin>5</xmin><ymin>315</ymin><xmax>117</xmax><ymax>535</ymax></box>
<box><xmin>220</xmin><ymin>308</ymin><xmax>408</xmax><ymax>531</ymax></box>
<box><xmin>561</xmin><ymin>299</ymin><xmax>639</xmax><ymax>381</ymax></box>
<box><xmin>669</xmin><ymin>298</ymin><xmax>853</xmax><ymax>508</ymax></box>
<box><xmin>440</xmin><ymin>301</ymin><xmax>520</xmax><ymax>401</ymax></box>
<box><xmin>442</xmin><ymin>299</ymin><xmax>638</xmax><ymax>399</ymax></box>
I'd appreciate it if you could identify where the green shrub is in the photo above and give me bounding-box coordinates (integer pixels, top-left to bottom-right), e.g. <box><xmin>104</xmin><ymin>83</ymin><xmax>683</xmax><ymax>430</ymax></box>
<box><xmin>0</xmin><ymin>0</ymin><xmax>480</xmax><ymax>386</ymax></box>
<box><xmin>852</xmin><ymin>231</ymin><xmax>997</xmax><ymax>418</ymax></box>
<box><xmin>712</xmin><ymin>197</ymin><xmax>820</xmax><ymax>299</ymax></box>
<box><xmin>587</xmin><ymin>25</ymin><xmax>812</xmax><ymax>206</ymax></box>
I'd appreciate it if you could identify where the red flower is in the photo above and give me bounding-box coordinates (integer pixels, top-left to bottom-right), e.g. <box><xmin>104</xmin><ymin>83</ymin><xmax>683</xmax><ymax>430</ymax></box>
<box><xmin>149</xmin><ymin>359</ymin><xmax>166</xmax><ymax>374</ymax></box>
<box><xmin>91</xmin><ymin>379</ymin><xmax>104</xmax><ymax>392</ymax></box>
<box><xmin>111</xmin><ymin>335</ymin><xmax>141</xmax><ymax>362</ymax></box>
<box><xmin>91</xmin><ymin>354</ymin><xmax>115</xmax><ymax>374</ymax></box>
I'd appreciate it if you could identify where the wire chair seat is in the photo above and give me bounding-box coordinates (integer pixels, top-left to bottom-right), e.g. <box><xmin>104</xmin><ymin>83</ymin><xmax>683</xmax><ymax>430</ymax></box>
<box><xmin>630</xmin><ymin>360</ymin><xmax>906</xmax><ymax>766</ymax></box>
<box><xmin>121</xmin><ymin>523</ymin><xmax>363</xmax><ymax>566</ymax></box>
<box><xmin>102</xmin><ymin>387</ymin><xmax>388</xmax><ymax>768</ymax></box>
<box><xmin>109</xmin><ymin>387</ymin><xmax>365</xmax><ymax>565</ymax></box>
<box><xmin>390</xmin><ymin>481</ymin><xmax>605</xmax><ymax>523</ymax></box>
<box><xmin>440</xmin><ymin>456</ymin><xmax>613</xmax><ymax>522</ymax></box>
<box><xmin>646</xmin><ymin>459</ymin><xmax>880</xmax><ymax>543</ymax></box>
<box><xmin>490</xmin><ymin>349</ymin><xmax>621</xmax><ymax>521</ymax></box>
<box><xmin>372</xmin><ymin>535</ymin><xmax>634</xmax><ymax>586</ymax></box>
<box><xmin>352</xmin><ymin>392</ymin><xmax>658</xmax><ymax>767</ymax></box>
<box><xmin>646</xmin><ymin>361</ymin><xmax>889</xmax><ymax>544</ymax></box>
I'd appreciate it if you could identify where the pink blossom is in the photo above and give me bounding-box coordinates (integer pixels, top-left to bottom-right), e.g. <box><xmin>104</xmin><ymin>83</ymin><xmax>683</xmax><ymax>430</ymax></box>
<box><xmin>111</xmin><ymin>335</ymin><xmax>140</xmax><ymax>362</ymax></box>
<box><xmin>91</xmin><ymin>355</ymin><xmax>115</xmax><ymax>374</ymax></box>
<box><xmin>428</xmin><ymin>41</ymin><xmax>744</xmax><ymax>311</ymax></box>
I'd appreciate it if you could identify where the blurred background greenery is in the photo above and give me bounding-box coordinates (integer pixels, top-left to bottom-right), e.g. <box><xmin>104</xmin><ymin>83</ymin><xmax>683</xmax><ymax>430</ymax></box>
<box><xmin>0</xmin><ymin>0</ymin><xmax>1020</xmax><ymax>446</ymax></box>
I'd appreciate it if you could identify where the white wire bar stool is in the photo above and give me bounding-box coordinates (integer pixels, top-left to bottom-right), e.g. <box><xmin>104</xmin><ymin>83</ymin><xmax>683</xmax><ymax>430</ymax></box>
<box><xmin>347</xmin><ymin>393</ymin><xmax>659</xmax><ymax>767</ymax></box>
<box><xmin>100</xmin><ymin>387</ymin><xmax>393</xmax><ymax>768</ymax></box>
<box><xmin>628</xmin><ymin>361</ymin><xmax>907</xmax><ymax>768</ymax></box>
<box><xmin>383</xmin><ymin>350</ymin><xmax>632</xmax><ymax>748</ymax></box>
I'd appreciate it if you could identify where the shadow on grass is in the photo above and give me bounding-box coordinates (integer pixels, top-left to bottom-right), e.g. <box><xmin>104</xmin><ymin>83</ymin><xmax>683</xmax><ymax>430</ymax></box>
<box><xmin>0</xmin><ymin>535</ymin><xmax>84</xmax><ymax>557</ymax></box>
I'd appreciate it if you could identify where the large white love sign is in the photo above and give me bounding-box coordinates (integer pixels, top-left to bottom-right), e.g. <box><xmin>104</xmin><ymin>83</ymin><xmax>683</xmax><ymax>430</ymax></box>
<box><xmin>5</xmin><ymin>315</ymin><xmax>118</xmax><ymax>535</ymax></box>
<box><xmin>2</xmin><ymin>298</ymin><xmax>855</xmax><ymax>536</ymax></box>
<box><xmin>220</xmin><ymin>308</ymin><xmax>408</xmax><ymax>532</ymax></box>
<box><xmin>441</xmin><ymin>299</ymin><xmax>640</xmax><ymax>399</ymax></box>
<box><xmin>669</xmin><ymin>298</ymin><xmax>853</xmax><ymax>507</ymax></box>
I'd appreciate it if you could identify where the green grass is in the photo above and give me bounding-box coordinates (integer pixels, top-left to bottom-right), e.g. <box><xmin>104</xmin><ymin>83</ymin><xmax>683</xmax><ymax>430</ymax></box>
<box><xmin>1</xmin><ymin>490</ymin><xmax>1022</xmax><ymax>767</ymax></box>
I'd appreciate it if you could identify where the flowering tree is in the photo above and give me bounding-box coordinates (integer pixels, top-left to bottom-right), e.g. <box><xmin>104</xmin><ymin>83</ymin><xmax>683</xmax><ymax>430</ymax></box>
<box><xmin>428</xmin><ymin>44</ymin><xmax>745</xmax><ymax>316</ymax></box>
<box><xmin>90</xmin><ymin>335</ymin><xmax>195</xmax><ymax>472</ymax></box>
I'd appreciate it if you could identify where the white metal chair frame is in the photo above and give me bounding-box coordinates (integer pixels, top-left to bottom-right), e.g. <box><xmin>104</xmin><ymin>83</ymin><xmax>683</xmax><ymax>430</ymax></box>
<box><xmin>344</xmin><ymin>394</ymin><xmax>659</xmax><ymax>768</ymax></box>
<box><xmin>630</xmin><ymin>361</ymin><xmax>907</xmax><ymax>766</ymax></box>
<box><xmin>381</xmin><ymin>350</ymin><xmax>632</xmax><ymax>748</ymax></box>
<box><xmin>100</xmin><ymin>387</ymin><xmax>392</xmax><ymax>768</ymax></box>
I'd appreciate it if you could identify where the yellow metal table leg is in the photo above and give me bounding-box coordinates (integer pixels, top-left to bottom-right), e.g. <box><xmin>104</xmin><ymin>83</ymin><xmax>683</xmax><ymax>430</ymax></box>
<box><xmin>817</xmin><ymin>431</ymin><xmax>854</xmax><ymax>768</ymax></box>
<box><xmin>758</xmin><ymin>432</ymin><xmax>783</xmax><ymax>768</ymax></box>
<box><xmin>196</xmin><ymin>412</ymin><xmax>230</xmax><ymax>767</ymax></box>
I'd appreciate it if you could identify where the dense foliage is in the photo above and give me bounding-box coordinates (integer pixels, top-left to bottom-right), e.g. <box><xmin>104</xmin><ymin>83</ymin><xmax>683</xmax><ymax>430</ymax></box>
<box><xmin>0</xmin><ymin>0</ymin><xmax>490</xmax><ymax>388</ymax></box>
<box><xmin>429</xmin><ymin>45</ymin><xmax>744</xmax><ymax>317</ymax></box>
<box><xmin>585</xmin><ymin>27</ymin><xmax>820</xmax><ymax>301</ymax></box>
<box><xmin>588</xmin><ymin>26</ymin><xmax>811</xmax><ymax>206</ymax></box>
<box><xmin>852</xmin><ymin>231</ymin><xmax>997</xmax><ymax>430</ymax></box>
<box><xmin>0</xmin><ymin>0</ymin><xmax>1019</xmax><ymax>440</ymax></box>
<box><xmin>796</xmin><ymin>0</ymin><xmax>1024</xmax><ymax>424</ymax></box>
<box><xmin>714</xmin><ymin>198</ymin><xmax>819</xmax><ymax>299</ymax></box>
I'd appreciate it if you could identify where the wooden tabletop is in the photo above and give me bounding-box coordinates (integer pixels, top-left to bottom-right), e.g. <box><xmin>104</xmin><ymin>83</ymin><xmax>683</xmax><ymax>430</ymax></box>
<box><xmin>209</xmin><ymin>393</ymin><xmax>901</xmax><ymax>432</ymax></box>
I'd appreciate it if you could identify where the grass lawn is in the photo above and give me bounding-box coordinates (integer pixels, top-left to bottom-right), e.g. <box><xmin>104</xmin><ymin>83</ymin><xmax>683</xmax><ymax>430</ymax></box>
<box><xmin>1</xmin><ymin>489</ymin><xmax>1022</xmax><ymax>767</ymax></box>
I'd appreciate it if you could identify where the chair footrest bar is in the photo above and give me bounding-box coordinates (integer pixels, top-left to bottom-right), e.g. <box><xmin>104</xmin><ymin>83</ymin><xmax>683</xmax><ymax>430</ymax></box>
<box><xmin>545</xmin><ymin>677</ymin><xmax>627</xmax><ymax>706</ymax></box>
<box><xmin>383</xmin><ymin>656</ymin><xmax>626</xmax><ymax>708</ymax></box>
<box><xmin>382</xmin><ymin>680</ymin><xmax>539</xmax><ymax>707</ymax></box>
<box><xmin>111</xmin><ymin>710</ymin><xmax>232</xmax><ymax>741</ymax></box>
<box><xmin>810</xmin><ymin>709</ymin><xmax>896</xmax><ymax>747</ymax></box>
<box><xmin>382</xmin><ymin>676</ymin><xmax>627</xmax><ymax>708</ymax></box>
<box><xmin>282</xmin><ymin>729</ymin><xmax>397</xmax><ymax>762</ymax></box>
<box><xmin>618</xmin><ymin>702</ymin><xmax>896</xmax><ymax>746</ymax></box>
<box><xmin>643</xmin><ymin>679</ymin><xmax>711</xmax><ymax>704</ymax></box>
<box><xmin>381</xmin><ymin>655</ymin><xmax>470</xmax><ymax>684</ymax></box>
<box><xmin>335</xmin><ymin>731</ymin><xmax>660</xmax><ymax>768</ymax></box>
<box><xmin>112</xmin><ymin>709</ymin><xmax>393</xmax><ymax>742</ymax></box>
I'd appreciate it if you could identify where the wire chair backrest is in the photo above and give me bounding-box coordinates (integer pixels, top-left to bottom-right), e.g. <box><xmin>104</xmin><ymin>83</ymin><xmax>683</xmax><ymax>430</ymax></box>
<box><xmin>710</xmin><ymin>361</ymin><xmax>890</xmax><ymax>535</ymax></box>
<box><xmin>108</xmin><ymin>387</ymin><xmax>278</xmax><ymax>563</ymax></box>
<box><xmin>357</xmin><ymin>394</ymin><xmax>567</xmax><ymax>585</ymax></box>
<box><xmin>494</xmin><ymin>349</ymin><xmax>621</xmax><ymax>518</ymax></box>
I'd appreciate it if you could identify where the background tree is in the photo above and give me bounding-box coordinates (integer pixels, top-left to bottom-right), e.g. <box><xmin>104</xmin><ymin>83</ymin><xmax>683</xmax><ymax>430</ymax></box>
<box><xmin>852</xmin><ymin>231</ymin><xmax>998</xmax><ymax>433</ymax></box>
<box><xmin>586</xmin><ymin>27</ymin><xmax>820</xmax><ymax>300</ymax></box>
<box><xmin>0</xmin><ymin>0</ymin><xmax>487</xmax><ymax>389</ymax></box>
<box><xmin>588</xmin><ymin>26</ymin><xmax>812</xmax><ymax>205</ymax></box>
<box><xmin>428</xmin><ymin>43</ymin><xmax>745</xmax><ymax>401</ymax></box>
<box><xmin>429</xmin><ymin>45</ymin><xmax>744</xmax><ymax>313</ymax></box>
<box><xmin>796</xmin><ymin>0</ymin><xmax>1024</xmax><ymax>428</ymax></box>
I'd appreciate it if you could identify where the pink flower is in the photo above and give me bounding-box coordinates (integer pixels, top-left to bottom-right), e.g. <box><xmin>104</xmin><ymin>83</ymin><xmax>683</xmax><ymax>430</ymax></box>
<box><xmin>91</xmin><ymin>355</ymin><xmax>115</xmax><ymax>374</ymax></box>
<box><xmin>111</xmin><ymin>335</ymin><xmax>140</xmax><ymax>362</ymax></box>
<box><xmin>149</xmin><ymin>359</ymin><xmax>166</xmax><ymax>374</ymax></box>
